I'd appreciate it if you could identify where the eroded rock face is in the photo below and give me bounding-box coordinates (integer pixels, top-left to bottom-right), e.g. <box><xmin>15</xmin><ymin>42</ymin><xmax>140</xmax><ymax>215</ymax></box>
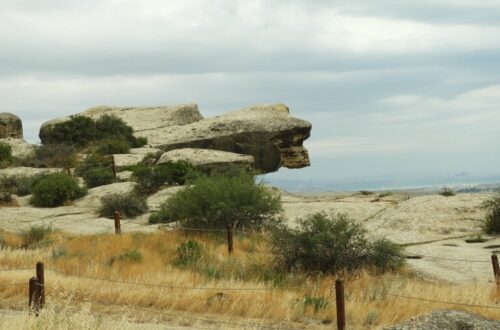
<box><xmin>39</xmin><ymin>103</ymin><xmax>312</xmax><ymax>173</ymax></box>
<box><xmin>145</xmin><ymin>104</ymin><xmax>311</xmax><ymax>173</ymax></box>
<box><xmin>157</xmin><ymin>148</ymin><xmax>254</xmax><ymax>169</ymax></box>
<box><xmin>0</xmin><ymin>113</ymin><xmax>23</xmax><ymax>139</ymax></box>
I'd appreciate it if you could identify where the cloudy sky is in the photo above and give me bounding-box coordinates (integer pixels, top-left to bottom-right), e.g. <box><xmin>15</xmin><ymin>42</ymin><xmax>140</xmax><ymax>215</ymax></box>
<box><xmin>2</xmin><ymin>0</ymin><xmax>500</xmax><ymax>182</ymax></box>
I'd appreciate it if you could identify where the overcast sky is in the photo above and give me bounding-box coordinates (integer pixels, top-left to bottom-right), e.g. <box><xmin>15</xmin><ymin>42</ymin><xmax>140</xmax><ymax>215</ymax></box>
<box><xmin>2</xmin><ymin>0</ymin><xmax>500</xmax><ymax>181</ymax></box>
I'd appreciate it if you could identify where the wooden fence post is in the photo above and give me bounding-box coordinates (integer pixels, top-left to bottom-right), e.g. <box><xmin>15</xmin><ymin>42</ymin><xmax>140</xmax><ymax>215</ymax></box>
<box><xmin>227</xmin><ymin>223</ymin><xmax>234</xmax><ymax>255</ymax></box>
<box><xmin>492</xmin><ymin>254</ymin><xmax>500</xmax><ymax>286</ymax></box>
<box><xmin>36</xmin><ymin>261</ymin><xmax>45</xmax><ymax>307</ymax></box>
<box><xmin>335</xmin><ymin>279</ymin><xmax>346</xmax><ymax>330</ymax></box>
<box><xmin>111</xmin><ymin>155</ymin><xmax>117</xmax><ymax>179</ymax></box>
<box><xmin>29</xmin><ymin>276</ymin><xmax>41</xmax><ymax>316</ymax></box>
<box><xmin>114</xmin><ymin>211</ymin><xmax>121</xmax><ymax>235</ymax></box>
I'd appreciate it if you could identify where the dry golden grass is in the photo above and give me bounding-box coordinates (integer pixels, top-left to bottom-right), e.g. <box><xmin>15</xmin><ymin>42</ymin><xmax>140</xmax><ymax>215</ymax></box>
<box><xmin>0</xmin><ymin>230</ymin><xmax>499</xmax><ymax>329</ymax></box>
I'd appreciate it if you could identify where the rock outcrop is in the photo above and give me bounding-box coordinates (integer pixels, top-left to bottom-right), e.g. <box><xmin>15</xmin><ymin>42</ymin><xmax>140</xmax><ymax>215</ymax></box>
<box><xmin>39</xmin><ymin>103</ymin><xmax>311</xmax><ymax>173</ymax></box>
<box><xmin>385</xmin><ymin>309</ymin><xmax>500</xmax><ymax>329</ymax></box>
<box><xmin>157</xmin><ymin>148</ymin><xmax>254</xmax><ymax>169</ymax></box>
<box><xmin>0</xmin><ymin>113</ymin><xmax>23</xmax><ymax>139</ymax></box>
<box><xmin>0</xmin><ymin>139</ymin><xmax>35</xmax><ymax>159</ymax></box>
<box><xmin>39</xmin><ymin>104</ymin><xmax>203</xmax><ymax>140</ymax></box>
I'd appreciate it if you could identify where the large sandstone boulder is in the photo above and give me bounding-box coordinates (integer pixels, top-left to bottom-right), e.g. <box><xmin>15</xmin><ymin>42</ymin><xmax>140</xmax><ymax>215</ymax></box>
<box><xmin>157</xmin><ymin>148</ymin><xmax>254</xmax><ymax>169</ymax></box>
<box><xmin>0</xmin><ymin>113</ymin><xmax>23</xmax><ymax>139</ymax></box>
<box><xmin>39</xmin><ymin>103</ymin><xmax>311</xmax><ymax>173</ymax></box>
<box><xmin>39</xmin><ymin>104</ymin><xmax>203</xmax><ymax>141</ymax></box>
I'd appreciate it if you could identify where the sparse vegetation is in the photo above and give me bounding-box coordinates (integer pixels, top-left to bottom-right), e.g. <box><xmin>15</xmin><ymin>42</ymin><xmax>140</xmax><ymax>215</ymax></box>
<box><xmin>149</xmin><ymin>169</ymin><xmax>282</xmax><ymax>229</ymax></box>
<box><xmin>0</xmin><ymin>230</ymin><xmax>497</xmax><ymax>329</ymax></box>
<box><xmin>20</xmin><ymin>225</ymin><xmax>53</xmax><ymax>248</ymax></box>
<box><xmin>270</xmin><ymin>212</ymin><xmax>404</xmax><ymax>274</ymax></box>
<box><xmin>31</xmin><ymin>173</ymin><xmax>87</xmax><ymax>207</ymax></box>
<box><xmin>98</xmin><ymin>191</ymin><xmax>148</xmax><ymax>218</ymax></box>
<box><xmin>439</xmin><ymin>187</ymin><xmax>456</xmax><ymax>197</ymax></box>
<box><xmin>483</xmin><ymin>193</ymin><xmax>500</xmax><ymax>234</ymax></box>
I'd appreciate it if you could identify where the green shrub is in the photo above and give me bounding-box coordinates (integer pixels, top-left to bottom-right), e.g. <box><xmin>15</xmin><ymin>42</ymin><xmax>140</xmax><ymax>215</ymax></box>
<box><xmin>0</xmin><ymin>142</ymin><xmax>12</xmax><ymax>162</ymax></box>
<box><xmin>270</xmin><ymin>212</ymin><xmax>404</xmax><ymax>274</ymax></box>
<box><xmin>20</xmin><ymin>225</ymin><xmax>53</xmax><ymax>248</ymax></box>
<box><xmin>31</xmin><ymin>173</ymin><xmax>87</xmax><ymax>207</ymax></box>
<box><xmin>16</xmin><ymin>173</ymin><xmax>51</xmax><ymax>196</ymax></box>
<box><xmin>95</xmin><ymin>138</ymin><xmax>130</xmax><ymax>155</ymax></box>
<box><xmin>440</xmin><ymin>187</ymin><xmax>456</xmax><ymax>197</ymax></box>
<box><xmin>175</xmin><ymin>240</ymin><xmax>203</xmax><ymax>267</ymax></box>
<box><xmin>33</xmin><ymin>144</ymin><xmax>78</xmax><ymax>169</ymax></box>
<box><xmin>75</xmin><ymin>154</ymin><xmax>115</xmax><ymax>188</ymax></box>
<box><xmin>483</xmin><ymin>193</ymin><xmax>500</xmax><ymax>234</ymax></box>
<box><xmin>40</xmin><ymin>116</ymin><xmax>96</xmax><ymax>147</ymax></box>
<box><xmin>133</xmin><ymin>161</ymin><xmax>196</xmax><ymax>194</ymax></box>
<box><xmin>98</xmin><ymin>192</ymin><xmax>148</xmax><ymax>218</ymax></box>
<box><xmin>39</xmin><ymin>114</ymin><xmax>147</xmax><ymax>148</ymax></box>
<box><xmin>149</xmin><ymin>169</ymin><xmax>282</xmax><ymax>229</ymax></box>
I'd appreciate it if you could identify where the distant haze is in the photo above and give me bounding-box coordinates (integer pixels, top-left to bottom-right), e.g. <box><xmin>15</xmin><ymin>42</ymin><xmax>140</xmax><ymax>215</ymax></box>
<box><xmin>2</xmin><ymin>0</ymin><xmax>500</xmax><ymax>185</ymax></box>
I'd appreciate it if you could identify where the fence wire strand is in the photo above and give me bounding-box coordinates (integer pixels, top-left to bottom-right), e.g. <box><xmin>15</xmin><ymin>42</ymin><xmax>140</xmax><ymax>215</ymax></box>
<box><xmin>45</xmin><ymin>268</ymin><xmax>307</xmax><ymax>291</ymax></box>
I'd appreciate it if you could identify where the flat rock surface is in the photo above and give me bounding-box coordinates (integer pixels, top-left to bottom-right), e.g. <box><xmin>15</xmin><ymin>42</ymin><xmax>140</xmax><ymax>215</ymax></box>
<box><xmin>0</xmin><ymin>166</ymin><xmax>61</xmax><ymax>178</ymax></box>
<box><xmin>385</xmin><ymin>309</ymin><xmax>500</xmax><ymax>330</ymax></box>
<box><xmin>157</xmin><ymin>148</ymin><xmax>254</xmax><ymax>167</ymax></box>
<box><xmin>113</xmin><ymin>153</ymin><xmax>147</xmax><ymax>167</ymax></box>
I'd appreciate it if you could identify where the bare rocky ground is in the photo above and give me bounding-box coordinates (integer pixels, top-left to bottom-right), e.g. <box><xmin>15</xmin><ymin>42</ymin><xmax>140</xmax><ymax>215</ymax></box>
<box><xmin>1</xmin><ymin>186</ymin><xmax>498</xmax><ymax>284</ymax></box>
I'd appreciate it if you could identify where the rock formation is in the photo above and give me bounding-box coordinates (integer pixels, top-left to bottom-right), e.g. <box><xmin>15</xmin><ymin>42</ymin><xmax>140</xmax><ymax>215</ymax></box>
<box><xmin>0</xmin><ymin>113</ymin><xmax>23</xmax><ymax>139</ymax></box>
<box><xmin>157</xmin><ymin>148</ymin><xmax>254</xmax><ymax>169</ymax></box>
<box><xmin>0</xmin><ymin>138</ymin><xmax>35</xmax><ymax>159</ymax></box>
<box><xmin>39</xmin><ymin>103</ymin><xmax>311</xmax><ymax>173</ymax></box>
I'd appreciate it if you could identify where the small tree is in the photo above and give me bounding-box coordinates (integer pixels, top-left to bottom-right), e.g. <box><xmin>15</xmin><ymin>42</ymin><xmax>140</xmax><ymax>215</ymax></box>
<box><xmin>270</xmin><ymin>212</ymin><xmax>404</xmax><ymax>274</ymax></box>
<box><xmin>149</xmin><ymin>169</ymin><xmax>282</xmax><ymax>229</ymax></box>
<box><xmin>483</xmin><ymin>193</ymin><xmax>500</xmax><ymax>234</ymax></box>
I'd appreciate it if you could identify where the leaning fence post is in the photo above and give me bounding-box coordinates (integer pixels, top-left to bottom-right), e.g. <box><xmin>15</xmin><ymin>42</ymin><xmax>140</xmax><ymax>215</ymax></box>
<box><xmin>36</xmin><ymin>261</ymin><xmax>45</xmax><ymax>307</ymax></box>
<box><xmin>114</xmin><ymin>211</ymin><xmax>121</xmax><ymax>235</ymax></box>
<box><xmin>335</xmin><ymin>279</ymin><xmax>346</xmax><ymax>330</ymax></box>
<box><xmin>227</xmin><ymin>223</ymin><xmax>234</xmax><ymax>255</ymax></box>
<box><xmin>492</xmin><ymin>254</ymin><xmax>500</xmax><ymax>286</ymax></box>
<box><xmin>111</xmin><ymin>155</ymin><xmax>117</xmax><ymax>179</ymax></box>
<box><xmin>29</xmin><ymin>276</ymin><xmax>41</xmax><ymax>316</ymax></box>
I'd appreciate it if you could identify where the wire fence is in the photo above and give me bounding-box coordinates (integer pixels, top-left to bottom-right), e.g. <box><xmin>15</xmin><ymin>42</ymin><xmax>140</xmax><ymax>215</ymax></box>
<box><xmin>1</xmin><ymin>256</ymin><xmax>499</xmax><ymax>330</ymax></box>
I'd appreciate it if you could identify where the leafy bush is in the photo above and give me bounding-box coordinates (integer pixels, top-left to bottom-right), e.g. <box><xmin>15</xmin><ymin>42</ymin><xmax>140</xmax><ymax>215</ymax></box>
<box><xmin>16</xmin><ymin>173</ymin><xmax>51</xmax><ymax>196</ymax></box>
<box><xmin>39</xmin><ymin>114</ymin><xmax>147</xmax><ymax>148</ymax></box>
<box><xmin>31</xmin><ymin>173</ymin><xmax>87</xmax><ymax>207</ymax></box>
<box><xmin>94</xmin><ymin>138</ymin><xmax>130</xmax><ymax>155</ymax></box>
<box><xmin>75</xmin><ymin>154</ymin><xmax>115</xmax><ymax>188</ymax></box>
<box><xmin>20</xmin><ymin>225</ymin><xmax>53</xmax><ymax>248</ymax></box>
<box><xmin>98</xmin><ymin>191</ymin><xmax>148</xmax><ymax>218</ymax></box>
<box><xmin>0</xmin><ymin>142</ymin><xmax>12</xmax><ymax>162</ymax></box>
<box><xmin>33</xmin><ymin>144</ymin><xmax>78</xmax><ymax>169</ymax></box>
<box><xmin>175</xmin><ymin>240</ymin><xmax>203</xmax><ymax>267</ymax></box>
<box><xmin>133</xmin><ymin>161</ymin><xmax>196</xmax><ymax>194</ymax></box>
<box><xmin>40</xmin><ymin>116</ymin><xmax>96</xmax><ymax>147</ymax></box>
<box><xmin>149</xmin><ymin>169</ymin><xmax>282</xmax><ymax>229</ymax></box>
<box><xmin>270</xmin><ymin>212</ymin><xmax>404</xmax><ymax>274</ymax></box>
<box><xmin>483</xmin><ymin>193</ymin><xmax>500</xmax><ymax>234</ymax></box>
<box><xmin>440</xmin><ymin>187</ymin><xmax>456</xmax><ymax>197</ymax></box>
